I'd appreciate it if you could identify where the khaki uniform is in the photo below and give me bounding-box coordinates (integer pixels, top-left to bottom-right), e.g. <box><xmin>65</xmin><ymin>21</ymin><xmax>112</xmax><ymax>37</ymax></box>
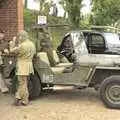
<box><xmin>15</xmin><ymin>76</ymin><xmax>29</xmax><ymax>104</ymax></box>
<box><xmin>36</xmin><ymin>27</ymin><xmax>56</xmax><ymax>66</ymax></box>
<box><xmin>10</xmin><ymin>34</ymin><xmax>36</xmax><ymax>104</ymax></box>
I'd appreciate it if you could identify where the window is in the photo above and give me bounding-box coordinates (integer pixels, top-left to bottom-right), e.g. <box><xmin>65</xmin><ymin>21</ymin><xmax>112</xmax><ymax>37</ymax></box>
<box><xmin>91</xmin><ymin>34</ymin><xmax>104</xmax><ymax>45</ymax></box>
<box><xmin>104</xmin><ymin>33</ymin><xmax>120</xmax><ymax>45</ymax></box>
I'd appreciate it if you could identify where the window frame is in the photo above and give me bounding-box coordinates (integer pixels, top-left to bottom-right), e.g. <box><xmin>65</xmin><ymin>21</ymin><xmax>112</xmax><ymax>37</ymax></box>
<box><xmin>89</xmin><ymin>33</ymin><xmax>106</xmax><ymax>47</ymax></box>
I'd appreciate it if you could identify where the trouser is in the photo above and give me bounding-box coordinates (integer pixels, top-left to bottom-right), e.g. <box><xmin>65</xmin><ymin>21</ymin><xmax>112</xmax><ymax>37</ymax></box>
<box><xmin>57</xmin><ymin>52</ymin><xmax>69</xmax><ymax>63</ymax></box>
<box><xmin>0</xmin><ymin>66</ymin><xmax>8</xmax><ymax>93</ymax></box>
<box><xmin>41</xmin><ymin>47</ymin><xmax>57</xmax><ymax>66</ymax></box>
<box><xmin>15</xmin><ymin>75</ymin><xmax>29</xmax><ymax>104</ymax></box>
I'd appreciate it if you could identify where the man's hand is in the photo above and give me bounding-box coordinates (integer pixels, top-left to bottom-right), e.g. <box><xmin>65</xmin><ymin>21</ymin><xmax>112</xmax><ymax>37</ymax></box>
<box><xmin>0</xmin><ymin>51</ymin><xmax>2</xmax><ymax>55</ymax></box>
<box><xmin>9</xmin><ymin>36</ymin><xmax>17</xmax><ymax>49</ymax></box>
<box><xmin>4</xmin><ymin>49</ymin><xmax>9</xmax><ymax>54</ymax></box>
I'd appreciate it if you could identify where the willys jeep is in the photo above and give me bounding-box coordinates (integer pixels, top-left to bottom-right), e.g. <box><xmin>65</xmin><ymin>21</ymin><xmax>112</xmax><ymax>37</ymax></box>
<box><xmin>4</xmin><ymin>30</ymin><xmax>120</xmax><ymax>109</ymax></box>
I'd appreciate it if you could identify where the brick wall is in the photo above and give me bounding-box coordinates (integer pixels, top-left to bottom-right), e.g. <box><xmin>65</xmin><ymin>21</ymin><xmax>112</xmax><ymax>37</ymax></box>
<box><xmin>0</xmin><ymin>0</ymin><xmax>23</xmax><ymax>41</ymax></box>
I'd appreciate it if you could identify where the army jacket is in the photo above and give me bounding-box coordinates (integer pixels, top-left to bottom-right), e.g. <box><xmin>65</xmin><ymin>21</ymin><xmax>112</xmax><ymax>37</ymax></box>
<box><xmin>10</xmin><ymin>40</ymin><xmax>36</xmax><ymax>75</ymax></box>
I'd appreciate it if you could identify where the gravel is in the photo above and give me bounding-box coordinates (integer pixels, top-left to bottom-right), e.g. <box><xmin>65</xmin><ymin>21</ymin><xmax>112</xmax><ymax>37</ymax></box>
<box><xmin>0</xmin><ymin>88</ymin><xmax>120</xmax><ymax>120</ymax></box>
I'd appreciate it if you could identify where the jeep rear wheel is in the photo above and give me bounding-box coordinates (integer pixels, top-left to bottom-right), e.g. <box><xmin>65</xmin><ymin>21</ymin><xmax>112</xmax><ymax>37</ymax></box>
<box><xmin>100</xmin><ymin>76</ymin><xmax>120</xmax><ymax>109</ymax></box>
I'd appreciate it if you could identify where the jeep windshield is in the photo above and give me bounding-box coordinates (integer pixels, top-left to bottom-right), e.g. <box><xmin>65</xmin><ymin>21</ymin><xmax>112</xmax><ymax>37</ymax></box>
<box><xmin>70</xmin><ymin>31</ymin><xmax>88</xmax><ymax>56</ymax></box>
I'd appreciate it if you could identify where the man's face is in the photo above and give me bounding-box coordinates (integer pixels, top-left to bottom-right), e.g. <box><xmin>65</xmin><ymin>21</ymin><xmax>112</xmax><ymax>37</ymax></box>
<box><xmin>0</xmin><ymin>33</ymin><xmax>5</xmax><ymax>40</ymax></box>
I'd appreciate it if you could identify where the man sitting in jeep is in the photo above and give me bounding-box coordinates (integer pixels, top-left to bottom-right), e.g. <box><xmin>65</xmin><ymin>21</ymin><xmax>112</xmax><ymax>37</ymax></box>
<box><xmin>57</xmin><ymin>34</ymin><xmax>74</xmax><ymax>62</ymax></box>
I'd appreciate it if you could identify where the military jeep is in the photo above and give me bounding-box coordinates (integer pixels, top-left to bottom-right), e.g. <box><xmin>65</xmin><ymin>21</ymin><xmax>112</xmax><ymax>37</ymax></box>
<box><xmin>4</xmin><ymin>30</ymin><xmax>120</xmax><ymax>109</ymax></box>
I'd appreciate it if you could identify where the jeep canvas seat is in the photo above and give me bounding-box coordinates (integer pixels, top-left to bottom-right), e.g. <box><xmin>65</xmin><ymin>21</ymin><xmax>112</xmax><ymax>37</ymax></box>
<box><xmin>52</xmin><ymin>50</ymin><xmax>73</xmax><ymax>67</ymax></box>
<box><xmin>37</xmin><ymin>52</ymin><xmax>67</xmax><ymax>74</ymax></box>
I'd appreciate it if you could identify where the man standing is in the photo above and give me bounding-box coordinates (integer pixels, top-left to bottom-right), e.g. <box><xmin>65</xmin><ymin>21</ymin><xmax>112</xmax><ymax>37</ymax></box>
<box><xmin>0</xmin><ymin>32</ymin><xmax>9</xmax><ymax>93</ymax></box>
<box><xmin>36</xmin><ymin>25</ymin><xmax>57</xmax><ymax>66</ymax></box>
<box><xmin>8</xmin><ymin>31</ymin><xmax>36</xmax><ymax>105</ymax></box>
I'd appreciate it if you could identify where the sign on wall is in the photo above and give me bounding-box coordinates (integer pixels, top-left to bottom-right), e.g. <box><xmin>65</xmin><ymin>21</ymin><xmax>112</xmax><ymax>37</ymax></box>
<box><xmin>37</xmin><ymin>16</ymin><xmax>47</xmax><ymax>25</ymax></box>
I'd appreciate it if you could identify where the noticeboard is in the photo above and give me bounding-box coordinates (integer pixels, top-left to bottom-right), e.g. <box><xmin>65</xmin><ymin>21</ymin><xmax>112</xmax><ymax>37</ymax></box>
<box><xmin>37</xmin><ymin>16</ymin><xmax>47</xmax><ymax>25</ymax></box>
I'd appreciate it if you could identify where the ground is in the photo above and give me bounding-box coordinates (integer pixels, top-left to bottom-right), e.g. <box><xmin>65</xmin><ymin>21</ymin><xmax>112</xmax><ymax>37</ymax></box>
<box><xmin>0</xmin><ymin>87</ymin><xmax>120</xmax><ymax>120</ymax></box>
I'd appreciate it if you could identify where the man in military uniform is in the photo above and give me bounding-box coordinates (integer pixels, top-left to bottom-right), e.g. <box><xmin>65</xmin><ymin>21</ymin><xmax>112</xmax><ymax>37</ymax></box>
<box><xmin>57</xmin><ymin>34</ymin><xmax>74</xmax><ymax>62</ymax></box>
<box><xmin>0</xmin><ymin>32</ymin><xmax>9</xmax><ymax>93</ymax></box>
<box><xmin>7</xmin><ymin>31</ymin><xmax>36</xmax><ymax>105</ymax></box>
<box><xmin>36</xmin><ymin>25</ymin><xmax>57</xmax><ymax>66</ymax></box>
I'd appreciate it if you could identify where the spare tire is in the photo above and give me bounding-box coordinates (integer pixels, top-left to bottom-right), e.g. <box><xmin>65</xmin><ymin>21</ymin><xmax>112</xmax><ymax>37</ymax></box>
<box><xmin>28</xmin><ymin>73</ymin><xmax>42</xmax><ymax>99</ymax></box>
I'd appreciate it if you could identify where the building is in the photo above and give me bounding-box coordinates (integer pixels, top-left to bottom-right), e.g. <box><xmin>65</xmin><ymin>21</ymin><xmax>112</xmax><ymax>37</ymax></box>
<box><xmin>0</xmin><ymin>0</ymin><xmax>23</xmax><ymax>41</ymax></box>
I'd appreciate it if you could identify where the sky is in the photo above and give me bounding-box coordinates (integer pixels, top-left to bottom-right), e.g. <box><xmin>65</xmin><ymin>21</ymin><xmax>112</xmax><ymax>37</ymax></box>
<box><xmin>27</xmin><ymin>0</ymin><xmax>91</xmax><ymax>16</ymax></box>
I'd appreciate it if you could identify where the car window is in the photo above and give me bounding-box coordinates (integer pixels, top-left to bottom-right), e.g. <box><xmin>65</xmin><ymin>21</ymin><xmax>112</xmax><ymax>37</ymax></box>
<box><xmin>104</xmin><ymin>33</ymin><xmax>120</xmax><ymax>45</ymax></box>
<box><xmin>91</xmin><ymin>34</ymin><xmax>104</xmax><ymax>45</ymax></box>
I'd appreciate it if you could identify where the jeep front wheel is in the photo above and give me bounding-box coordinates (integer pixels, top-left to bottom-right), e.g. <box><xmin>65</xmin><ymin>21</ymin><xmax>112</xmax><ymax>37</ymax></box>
<box><xmin>100</xmin><ymin>76</ymin><xmax>120</xmax><ymax>109</ymax></box>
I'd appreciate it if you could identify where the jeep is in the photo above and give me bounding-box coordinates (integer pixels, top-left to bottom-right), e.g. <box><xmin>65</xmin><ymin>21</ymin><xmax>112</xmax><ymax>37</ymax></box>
<box><xmin>3</xmin><ymin>30</ymin><xmax>120</xmax><ymax>109</ymax></box>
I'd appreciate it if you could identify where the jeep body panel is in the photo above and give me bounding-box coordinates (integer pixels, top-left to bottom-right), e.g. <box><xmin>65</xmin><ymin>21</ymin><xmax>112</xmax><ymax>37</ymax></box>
<box><xmin>33</xmin><ymin>30</ymin><xmax>120</xmax><ymax>87</ymax></box>
<box><xmin>76</xmin><ymin>54</ymin><xmax>120</xmax><ymax>67</ymax></box>
<box><xmin>89</xmin><ymin>67</ymin><xmax>120</xmax><ymax>86</ymax></box>
<box><xmin>35</xmin><ymin>52</ymin><xmax>120</xmax><ymax>88</ymax></box>
<box><xmin>34</xmin><ymin>58</ymin><xmax>96</xmax><ymax>86</ymax></box>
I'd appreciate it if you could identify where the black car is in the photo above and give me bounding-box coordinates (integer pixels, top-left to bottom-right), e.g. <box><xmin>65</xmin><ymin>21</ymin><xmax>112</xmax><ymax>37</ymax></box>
<box><xmin>57</xmin><ymin>30</ymin><xmax>120</xmax><ymax>62</ymax></box>
<box><xmin>82</xmin><ymin>30</ymin><xmax>120</xmax><ymax>54</ymax></box>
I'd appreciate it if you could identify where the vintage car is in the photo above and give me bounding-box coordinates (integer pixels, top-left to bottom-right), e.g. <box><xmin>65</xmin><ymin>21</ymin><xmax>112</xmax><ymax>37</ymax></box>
<box><xmin>83</xmin><ymin>30</ymin><xmax>120</xmax><ymax>54</ymax></box>
<box><xmin>57</xmin><ymin>30</ymin><xmax>120</xmax><ymax>62</ymax></box>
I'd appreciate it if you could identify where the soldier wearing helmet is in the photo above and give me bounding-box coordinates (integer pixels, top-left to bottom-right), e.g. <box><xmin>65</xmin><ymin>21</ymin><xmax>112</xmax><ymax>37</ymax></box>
<box><xmin>36</xmin><ymin>25</ymin><xmax>57</xmax><ymax>66</ymax></box>
<box><xmin>6</xmin><ymin>30</ymin><xmax>36</xmax><ymax>106</ymax></box>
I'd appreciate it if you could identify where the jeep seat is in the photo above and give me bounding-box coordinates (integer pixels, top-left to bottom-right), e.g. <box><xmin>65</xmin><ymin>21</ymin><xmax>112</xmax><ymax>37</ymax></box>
<box><xmin>37</xmin><ymin>52</ymin><xmax>66</xmax><ymax>74</ymax></box>
<box><xmin>53</xmin><ymin>50</ymin><xmax>73</xmax><ymax>67</ymax></box>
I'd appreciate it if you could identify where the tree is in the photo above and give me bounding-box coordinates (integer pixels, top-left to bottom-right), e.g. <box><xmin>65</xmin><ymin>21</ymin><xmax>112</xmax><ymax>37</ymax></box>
<box><xmin>51</xmin><ymin>3</ymin><xmax>58</xmax><ymax>16</ymax></box>
<box><xmin>34</xmin><ymin>0</ymin><xmax>46</xmax><ymax>13</ymax></box>
<box><xmin>43</xmin><ymin>2</ymin><xmax>50</xmax><ymax>16</ymax></box>
<box><xmin>91</xmin><ymin>0</ymin><xmax>120</xmax><ymax>26</ymax></box>
<box><xmin>60</xmin><ymin>0</ymin><xmax>83</xmax><ymax>28</ymax></box>
<box><xmin>59</xmin><ymin>0</ymin><xmax>67</xmax><ymax>18</ymax></box>
<box><xmin>24</xmin><ymin>0</ymin><xmax>28</xmax><ymax>9</ymax></box>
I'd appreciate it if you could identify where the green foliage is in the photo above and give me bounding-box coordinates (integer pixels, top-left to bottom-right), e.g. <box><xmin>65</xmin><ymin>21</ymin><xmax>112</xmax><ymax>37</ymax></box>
<box><xmin>49</xmin><ymin>26</ymin><xmax>69</xmax><ymax>49</ymax></box>
<box><xmin>24</xmin><ymin>8</ymin><xmax>69</xmax><ymax>48</ymax></box>
<box><xmin>60</xmin><ymin>0</ymin><xmax>83</xmax><ymax>28</ymax></box>
<box><xmin>48</xmin><ymin>16</ymin><xmax>70</xmax><ymax>48</ymax></box>
<box><xmin>24</xmin><ymin>9</ymin><xmax>38</xmax><ymax>42</ymax></box>
<box><xmin>24</xmin><ymin>0</ymin><xmax>28</xmax><ymax>8</ymax></box>
<box><xmin>24</xmin><ymin>9</ymin><xmax>37</xmax><ymax>31</ymax></box>
<box><xmin>80</xmin><ymin>14</ymin><xmax>91</xmax><ymax>29</ymax></box>
<box><xmin>91</xmin><ymin>0</ymin><xmax>120</xmax><ymax>26</ymax></box>
<box><xmin>43</xmin><ymin>2</ymin><xmax>50</xmax><ymax>15</ymax></box>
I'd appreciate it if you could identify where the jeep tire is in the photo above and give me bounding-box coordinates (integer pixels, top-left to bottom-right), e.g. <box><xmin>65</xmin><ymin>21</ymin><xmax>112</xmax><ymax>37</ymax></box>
<box><xmin>100</xmin><ymin>76</ymin><xmax>120</xmax><ymax>109</ymax></box>
<box><xmin>28</xmin><ymin>74</ymin><xmax>42</xmax><ymax>99</ymax></box>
